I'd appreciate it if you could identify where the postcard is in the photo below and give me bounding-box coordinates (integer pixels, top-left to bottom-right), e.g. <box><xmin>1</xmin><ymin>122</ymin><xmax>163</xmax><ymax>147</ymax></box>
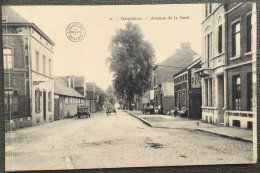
<box><xmin>2</xmin><ymin>3</ymin><xmax>257</xmax><ymax>171</ymax></box>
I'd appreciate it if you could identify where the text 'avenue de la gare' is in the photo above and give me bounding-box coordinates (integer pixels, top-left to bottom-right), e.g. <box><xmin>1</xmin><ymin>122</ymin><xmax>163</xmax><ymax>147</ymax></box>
<box><xmin>110</xmin><ymin>16</ymin><xmax>190</xmax><ymax>21</ymax></box>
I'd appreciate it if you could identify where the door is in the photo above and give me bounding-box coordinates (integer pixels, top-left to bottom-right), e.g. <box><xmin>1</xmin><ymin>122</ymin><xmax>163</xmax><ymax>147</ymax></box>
<box><xmin>43</xmin><ymin>91</ymin><xmax>46</xmax><ymax>121</ymax></box>
<box><xmin>54</xmin><ymin>98</ymin><xmax>59</xmax><ymax>121</ymax></box>
<box><xmin>189</xmin><ymin>94</ymin><xmax>202</xmax><ymax>119</ymax></box>
<box><xmin>217</xmin><ymin>75</ymin><xmax>224</xmax><ymax>123</ymax></box>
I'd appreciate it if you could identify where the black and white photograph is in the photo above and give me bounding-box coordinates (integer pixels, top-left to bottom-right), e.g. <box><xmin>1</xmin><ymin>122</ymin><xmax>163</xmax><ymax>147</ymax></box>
<box><xmin>2</xmin><ymin>2</ymin><xmax>258</xmax><ymax>172</ymax></box>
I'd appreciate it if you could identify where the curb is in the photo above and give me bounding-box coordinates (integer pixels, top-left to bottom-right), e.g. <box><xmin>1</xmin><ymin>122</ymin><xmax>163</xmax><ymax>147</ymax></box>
<box><xmin>125</xmin><ymin>111</ymin><xmax>253</xmax><ymax>143</ymax></box>
<box><xmin>125</xmin><ymin>111</ymin><xmax>153</xmax><ymax>127</ymax></box>
<box><xmin>195</xmin><ymin>129</ymin><xmax>253</xmax><ymax>143</ymax></box>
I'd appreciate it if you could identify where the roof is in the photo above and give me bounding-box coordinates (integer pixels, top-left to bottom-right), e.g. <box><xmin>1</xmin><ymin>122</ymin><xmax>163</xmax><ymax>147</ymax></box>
<box><xmin>2</xmin><ymin>6</ymin><xmax>55</xmax><ymax>46</ymax></box>
<box><xmin>54</xmin><ymin>78</ymin><xmax>84</xmax><ymax>98</ymax></box>
<box><xmin>153</xmin><ymin>43</ymin><xmax>198</xmax><ymax>83</ymax></box>
<box><xmin>2</xmin><ymin>6</ymin><xmax>29</xmax><ymax>23</ymax></box>
<box><xmin>173</xmin><ymin>57</ymin><xmax>202</xmax><ymax>78</ymax></box>
<box><xmin>162</xmin><ymin>82</ymin><xmax>175</xmax><ymax>97</ymax></box>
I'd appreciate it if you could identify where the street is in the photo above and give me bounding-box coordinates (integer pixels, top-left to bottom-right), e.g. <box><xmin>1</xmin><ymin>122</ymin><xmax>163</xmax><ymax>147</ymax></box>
<box><xmin>5</xmin><ymin>110</ymin><xmax>253</xmax><ymax>171</ymax></box>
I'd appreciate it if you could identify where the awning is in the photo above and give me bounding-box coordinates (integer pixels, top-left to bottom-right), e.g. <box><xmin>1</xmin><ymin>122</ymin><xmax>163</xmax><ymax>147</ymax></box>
<box><xmin>195</xmin><ymin>68</ymin><xmax>213</xmax><ymax>78</ymax></box>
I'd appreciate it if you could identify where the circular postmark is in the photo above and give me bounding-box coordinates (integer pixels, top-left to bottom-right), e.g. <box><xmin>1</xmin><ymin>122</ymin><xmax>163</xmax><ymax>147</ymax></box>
<box><xmin>66</xmin><ymin>22</ymin><xmax>86</xmax><ymax>42</ymax></box>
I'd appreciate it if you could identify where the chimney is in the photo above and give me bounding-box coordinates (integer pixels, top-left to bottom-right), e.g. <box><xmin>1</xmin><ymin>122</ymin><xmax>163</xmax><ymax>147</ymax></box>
<box><xmin>71</xmin><ymin>76</ymin><xmax>75</xmax><ymax>89</ymax></box>
<box><xmin>67</xmin><ymin>76</ymin><xmax>70</xmax><ymax>88</ymax></box>
<box><xmin>181</xmin><ymin>43</ymin><xmax>191</xmax><ymax>49</ymax></box>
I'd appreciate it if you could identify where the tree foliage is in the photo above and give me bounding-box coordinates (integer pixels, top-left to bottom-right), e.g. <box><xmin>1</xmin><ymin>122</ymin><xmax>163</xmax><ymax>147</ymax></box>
<box><xmin>107</xmin><ymin>22</ymin><xmax>155</xmax><ymax>103</ymax></box>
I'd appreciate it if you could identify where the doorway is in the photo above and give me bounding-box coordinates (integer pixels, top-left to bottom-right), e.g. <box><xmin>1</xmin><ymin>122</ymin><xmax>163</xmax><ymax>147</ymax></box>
<box><xmin>217</xmin><ymin>75</ymin><xmax>224</xmax><ymax>123</ymax></box>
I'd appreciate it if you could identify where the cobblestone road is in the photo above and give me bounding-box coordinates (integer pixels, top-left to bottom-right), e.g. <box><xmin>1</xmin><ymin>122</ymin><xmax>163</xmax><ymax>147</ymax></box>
<box><xmin>5</xmin><ymin>110</ymin><xmax>253</xmax><ymax>171</ymax></box>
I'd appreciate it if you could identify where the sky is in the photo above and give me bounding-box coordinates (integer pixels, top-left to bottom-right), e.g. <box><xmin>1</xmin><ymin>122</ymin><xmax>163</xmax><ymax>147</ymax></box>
<box><xmin>8</xmin><ymin>4</ymin><xmax>203</xmax><ymax>90</ymax></box>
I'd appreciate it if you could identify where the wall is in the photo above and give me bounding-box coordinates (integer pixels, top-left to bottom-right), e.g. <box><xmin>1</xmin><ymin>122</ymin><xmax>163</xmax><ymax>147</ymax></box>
<box><xmin>162</xmin><ymin>97</ymin><xmax>174</xmax><ymax>113</ymax></box>
<box><xmin>3</xmin><ymin>27</ymin><xmax>30</xmax><ymax>120</ymax></box>
<box><xmin>5</xmin><ymin>117</ymin><xmax>33</xmax><ymax>131</ymax></box>
<box><xmin>30</xmin><ymin>27</ymin><xmax>55</xmax><ymax>125</ymax></box>
<box><xmin>227</xmin><ymin>65</ymin><xmax>252</xmax><ymax>111</ymax></box>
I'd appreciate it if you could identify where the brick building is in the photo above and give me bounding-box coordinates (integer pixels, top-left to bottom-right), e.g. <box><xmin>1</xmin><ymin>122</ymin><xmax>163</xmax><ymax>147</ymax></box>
<box><xmin>173</xmin><ymin>58</ymin><xmax>202</xmax><ymax>119</ymax></box>
<box><xmin>224</xmin><ymin>3</ymin><xmax>257</xmax><ymax>129</ymax></box>
<box><xmin>142</xmin><ymin>43</ymin><xmax>198</xmax><ymax>111</ymax></box>
<box><xmin>3</xmin><ymin>7</ymin><xmax>55</xmax><ymax>130</ymax></box>
<box><xmin>196</xmin><ymin>3</ymin><xmax>257</xmax><ymax>129</ymax></box>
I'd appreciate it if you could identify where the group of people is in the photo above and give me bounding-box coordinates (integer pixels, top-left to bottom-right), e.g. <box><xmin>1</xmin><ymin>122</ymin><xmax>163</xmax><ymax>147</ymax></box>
<box><xmin>105</xmin><ymin>104</ymin><xmax>116</xmax><ymax>116</ymax></box>
<box><xmin>143</xmin><ymin>104</ymin><xmax>163</xmax><ymax>114</ymax></box>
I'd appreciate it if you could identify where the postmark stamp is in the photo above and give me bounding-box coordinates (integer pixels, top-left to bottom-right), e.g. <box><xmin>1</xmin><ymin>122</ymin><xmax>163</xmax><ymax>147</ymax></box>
<box><xmin>66</xmin><ymin>22</ymin><xmax>86</xmax><ymax>42</ymax></box>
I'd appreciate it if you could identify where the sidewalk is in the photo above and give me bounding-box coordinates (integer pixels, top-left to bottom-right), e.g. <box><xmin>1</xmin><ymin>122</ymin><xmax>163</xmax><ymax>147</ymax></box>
<box><xmin>125</xmin><ymin>110</ymin><xmax>253</xmax><ymax>142</ymax></box>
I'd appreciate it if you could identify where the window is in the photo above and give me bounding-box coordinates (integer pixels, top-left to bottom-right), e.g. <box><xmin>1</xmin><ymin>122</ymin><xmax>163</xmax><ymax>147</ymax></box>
<box><xmin>218</xmin><ymin>25</ymin><xmax>223</xmax><ymax>54</ymax></box>
<box><xmin>154</xmin><ymin>76</ymin><xmax>157</xmax><ymax>87</ymax></box>
<box><xmin>247</xmin><ymin>14</ymin><xmax>252</xmax><ymax>52</ymax></box>
<box><xmin>65</xmin><ymin>97</ymin><xmax>68</xmax><ymax>104</ymax></box>
<box><xmin>48</xmin><ymin>91</ymin><xmax>52</xmax><ymax>112</ymax></box>
<box><xmin>208</xmin><ymin>78</ymin><xmax>212</xmax><ymax>106</ymax></box>
<box><xmin>232</xmin><ymin>22</ymin><xmax>241</xmax><ymax>57</ymax></box>
<box><xmin>182</xmin><ymin>89</ymin><xmax>186</xmax><ymax>107</ymax></box>
<box><xmin>247</xmin><ymin>73</ymin><xmax>252</xmax><ymax>111</ymax></box>
<box><xmin>178</xmin><ymin>90</ymin><xmax>181</xmax><ymax>108</ymax></box>
<box><xmin>233</xmin><ymin>76</ymin><xmax>241</xmax><ymax>110</ymax></box>
<box><xmin>204</xmin><ymin>79</ymin><xmax>209</xmax><ymax>106</ymax></box>
<box><xmin>209</xmin><ymin>3</ymin><xmax>212</xmax><ymax>14</ymax></box>
<box><xmin>3</xmin><ymin>48</ymin><xmax>12</xmax><ymax>69</ymax></box>
<box><xmin>49</xmin><ymin>59</ymin><xmax>52</xmax><ymax>77</ymax></box>
<box><xmin>205</xmin><ymin>3</ymin><xmax>212</xmax><ymax>17</ymax></box>
<box><xmin>36</xmin><ymin>51</ymin><xmax>39</xmax><ymax>72</ymax></box>
<box><xmin>43</xmin><ymin>56</ymin><xmax>46</xmax><ymax>75</ymax></box>
<box><xmin>175</xmin><ymin>91</ymin><xmax>178</xmax><ymax>107</ymax></box>
<box><xmin>35</xmin><ymin>89</ymin><xmax>41</xmax><ymax>113</ymax></box>
<box><xmin>205</xmin><ymin>32</ymin><xmax>212</xmax><ymax>67</ymax></box>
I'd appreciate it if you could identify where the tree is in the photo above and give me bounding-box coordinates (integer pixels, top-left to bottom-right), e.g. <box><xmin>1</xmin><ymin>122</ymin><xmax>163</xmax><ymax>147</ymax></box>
<box><xmin>107</xmin><ymin>22</ymin><xmax>155</xmax><ymax>110</ymax></box>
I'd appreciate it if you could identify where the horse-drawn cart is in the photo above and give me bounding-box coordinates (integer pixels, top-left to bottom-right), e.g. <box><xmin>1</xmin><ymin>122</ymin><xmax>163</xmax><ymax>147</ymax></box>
<box><xmin>76</xmin><ymin>106</ymin><xmax>91</xmax><ymax>119</ymax></box>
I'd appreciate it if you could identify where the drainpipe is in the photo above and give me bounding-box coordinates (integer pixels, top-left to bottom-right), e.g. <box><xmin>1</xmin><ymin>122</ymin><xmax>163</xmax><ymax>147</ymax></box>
<box><xmin>27</xmin><ymin>26</ymin><xmax>33</xmax><ymax>121</ymax></box>
<box><xmin>224</xmin><ymin>4</ymin><xmax>228</xmax><ymax>126</ymax></box>
<box><xmin>251</xmin><ymin>3</ymin><xmax>257</xmax><ymax>163</ymax></box>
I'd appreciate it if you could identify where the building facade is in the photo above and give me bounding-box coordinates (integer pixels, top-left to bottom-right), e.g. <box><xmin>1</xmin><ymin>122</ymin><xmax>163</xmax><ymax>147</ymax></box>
<box><xmin>54</xmin><ymin>77</ymin><xmax>85</xmax><ymax>120</ymax></box>
<box><xmin>224</xmin><ymin>3</ymin><xmax>257</xmax><ymax>129</ymax></box>
<box><xmin>161</xmin><ymin>82</ymin><xmax>175</xmax><ymax>113</ymax></box>
<box><xmin>143</xmin><ymin>43</ymin><xmax>198</xmax><ymax>112</ymax></box>
<box><xmin>196</xmin><ymin>3</ymin><xmax>226</xmax><ymax>124</ymax></box>
<box><xmin>196</xmin><ymin>3</ymin><xmax>257</xmax><ymax>129</ymax></box>
<box><xmin>174</xmin><ymin>58</ymin><xmax>202</xmax><ymax>119</ymax></box>
<box><xmin>86</xmin><ymin>82</ymin><xmax>97</xmax><ymax>112</ymax></box>
<box><xmin>3</xmin><ymin>7</ymin><xmax>55</xmax><ymax>130</ymax></box>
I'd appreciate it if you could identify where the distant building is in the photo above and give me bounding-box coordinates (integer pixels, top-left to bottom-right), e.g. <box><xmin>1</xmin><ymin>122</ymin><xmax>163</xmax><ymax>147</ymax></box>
<box><xmin>196</xmin><ymin>3</ymin><xmax>256</xmax><ymax>129</ymax></box>
<box><xmin>86</xmin><ymin>82</ymin><xmax>97</xmax><ymax>112</ymax></box>
<box><xmin>142</xmin><ymin>43</ymin><xmax>199</xmax><ymax>111</ymax></box>
<box><xmin>55</xmin><ymin>75</ymin><xmax>86</xmax><ymax>97</ymax></box>
<box><xmin>54</xmin><ymin>78</ymin><xmax>85</xmax><ymax>119</ymax></box>
<box><xmin>3</xmin><ymin>7</ymin><xmax>55</xmax><ymax>130</ymax></box>
<box><xmin>161</xmin><ymin>82</ymin><xmax>175</xmax><ymax>113</ymax></box>
<box><xmin>173</xmin><ymin>58</ymin><xmax>202</xmax><ymax>119</ymax></box>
